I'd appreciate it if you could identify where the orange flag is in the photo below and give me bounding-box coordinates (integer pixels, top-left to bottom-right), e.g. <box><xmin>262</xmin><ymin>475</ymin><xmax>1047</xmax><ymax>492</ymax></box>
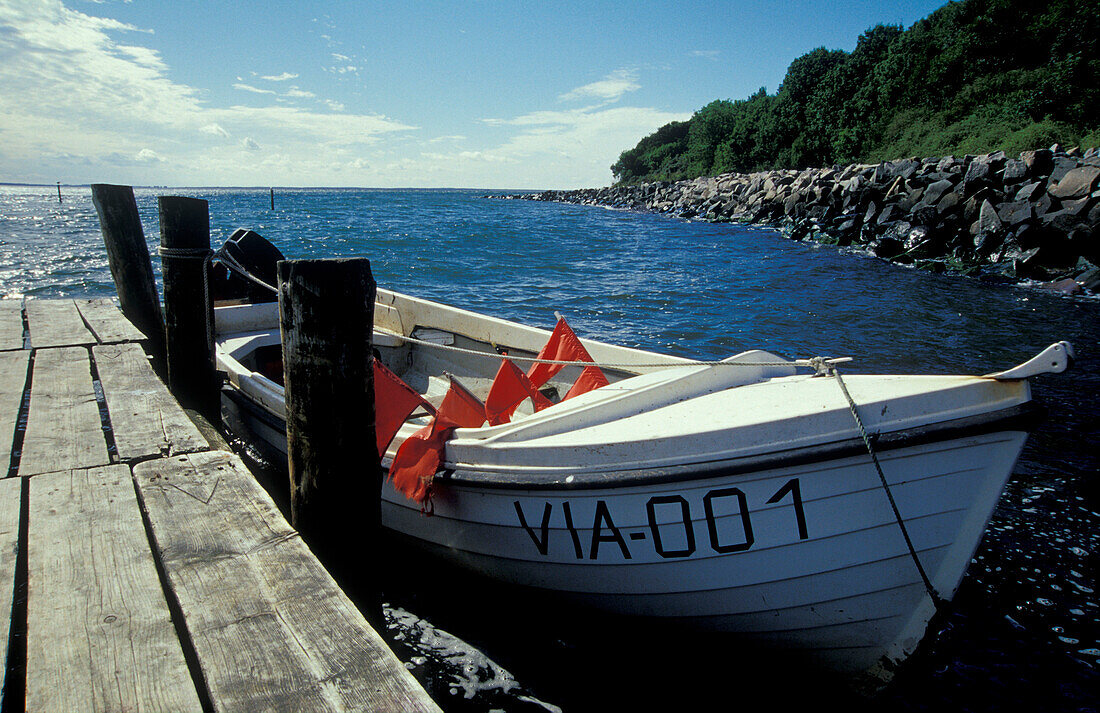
<box><xmin>373</xmin><ymin>360</ymin><xmax>435</xmax><ymax>459</ymax></box>
<box><xmin>485</xmin><ymin>358</ymin><xmax>553</xmax><ymax>426</ymax></box>
<box><xmin>389</xmin><ymin>376</ymin><xmax>485</xmax><ymax>504</ymax></box>
<box><xmin>563</xmin><ymin>363</ymin><xmax>610</xmax><ymax>400</ymax></box>
<box><xmin>526</xmin><ymin>316</ymin><xmax>608</xmax><ymax>391</ymax></box>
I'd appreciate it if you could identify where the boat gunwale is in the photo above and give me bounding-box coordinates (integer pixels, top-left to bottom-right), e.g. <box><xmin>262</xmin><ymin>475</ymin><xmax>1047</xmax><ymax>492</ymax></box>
<box><xmin>221</xmin><ymin>385</ymin><xmax>1039</xmax><ymax>491</ymax></box>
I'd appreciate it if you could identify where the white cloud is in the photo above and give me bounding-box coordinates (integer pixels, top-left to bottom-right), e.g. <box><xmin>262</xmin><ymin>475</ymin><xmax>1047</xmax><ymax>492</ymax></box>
<box><xmin>233</xmin><ymin>82</ymin><xmax>277</xmax><ymax>95</ymax></box>
<box><xmin>199</xmin><ymin>123</ymin><xmax>229</xmax><ymax>137</ymax></box>
<box><xmin>0</xmin><ymin>0</ymin><xmax>416</xmax><ymax>185</ymax></box>
<box><xmin>559</xmin><ymin>69</ymin><xmax>640</xmax><ymax>103</ymax></box>
<box><xmin>691</xmin><ymin>50</ymin><xmax>721</xmax><ymax>61</ymax></box>
<box><xmin>261</xmin><ymin>72</ymin><xmax>298</xmax><ymax>82</ymax></box>
<box><xmin>241</xmin><ymin>137</ymin><xmax>261</xmax><ymax>151</ymax></box>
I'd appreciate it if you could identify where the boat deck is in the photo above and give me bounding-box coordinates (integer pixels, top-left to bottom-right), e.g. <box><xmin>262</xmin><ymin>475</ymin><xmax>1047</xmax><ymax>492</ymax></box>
<box><xmin>0</xmin><ymin>297</ymin><xmax>440</xmax><ymax>712</ymax></box>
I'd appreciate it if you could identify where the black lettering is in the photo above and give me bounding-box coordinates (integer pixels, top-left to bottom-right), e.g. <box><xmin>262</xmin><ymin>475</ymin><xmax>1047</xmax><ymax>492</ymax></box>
<box><xmin>646</xmin><ymin>495</ymin><xmax>696</xmax><ymax>558</ymax></box>
<box><xmin>766</xmin><ymin>478</ymin><xmax>809</xmax><ymax>540</ymax></box>
<box><xmin>704</xmin><ymin>488</ymin><xmax>754</xmax><ymax>553</ymax></box>
<box><xmin>561</xmin><ymin>501</ymin><xmax>584</xmax><ymax>559</ymax></box>
<box><xmin>515</xmin><ymin>501</ymin><xmax>552</xmax><ymax>556</ymax></box>
<box><xmin>590</xmin><ymin>500</ymin><xmax>631</xmax><ymax>560</ymax></box>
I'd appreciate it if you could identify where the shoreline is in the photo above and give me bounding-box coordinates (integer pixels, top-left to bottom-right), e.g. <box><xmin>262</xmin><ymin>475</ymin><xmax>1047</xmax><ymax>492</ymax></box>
<box><xmin>497</xmin><ymin>146</ymin><xmax>1100</xmax><ymax>297</ymax></box>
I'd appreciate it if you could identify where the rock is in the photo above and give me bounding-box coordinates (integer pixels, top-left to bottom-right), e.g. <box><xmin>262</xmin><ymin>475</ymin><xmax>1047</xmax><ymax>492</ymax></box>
<box><xmin>1048</xmin><ymin>166</ymin><xmax>1100</xmax><ymax>200</ymax></box>
<box><xmin>1002</xmin><ymin>158</ymin><xmax>1027</xmax><ymax>182</ymax></box>
<box><xmin>1050</xmin><ymin>157</ymin><xmax>1079</xmax><ymax>183</ymax></box>
<box><xmin>1021</xmin><ymin>149</ymin><xmax>1054</xmax><ymax>176</ymax></box>
<box><xmin>922</xmin><ymin>179</ymin><xmax>955</xmax><ymax>205</ymax></box>
<box><xmin>1041</xmin><ymin>278</ymin><xmax>1084</xmax><ymax>295</ymax></box>
<box><xmin>1014</xmin><ymin>181</ymin><xmax>1046</xmax><ymax>202</ymax></box>
<box><xmin>997</xmin><ymin>200</ymin><xmax>1033</xmax><ymax>227</ymax></box>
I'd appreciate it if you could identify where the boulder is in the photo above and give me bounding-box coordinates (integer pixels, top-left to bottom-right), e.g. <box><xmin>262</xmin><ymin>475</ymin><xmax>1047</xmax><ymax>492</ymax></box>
<box><xmin>922</xmin><ymin>178</ymin><xmax>955</xmax><ymax>205</ymax></box>
<box><xmin>997</xmin><ymin>200</ymin><xmax>1033</xmax><ymax>227</ymax></box>
<box><xmin>1048</xmin><ymin>166</ymin><xmax>1100</xmax><ymax>200</ymax></box>
<box><xmin>1021</xmin><ymin>148</ymin><xmax>1054</xmax><ymax>176</ymax></box>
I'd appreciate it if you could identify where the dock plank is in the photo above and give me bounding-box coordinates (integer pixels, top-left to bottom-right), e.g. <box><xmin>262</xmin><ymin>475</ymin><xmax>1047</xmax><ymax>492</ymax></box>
<box><xmin>93</xmin><ymin>343</ymin><xmax>207</xmax><ymax>461</ymax></box>
<box><xmin>26</xmin><ymin>465</ymin><xmax>203</xmax><ymax>713</ymax></box>
<box><xmin>133</xmin><ymin>451</ymin><xmax>441</xmax><ymax>713</ymax></box>
<box><xmin>76</xmin><ymin>298</ymin><xmax>149</xmax><ymax>344</ymax></box>
<box><xmin>0</xmin><ymin>300</ymin><xmax>22</xmax><ymax>351</ymax></box>
<box><xmin>0</xmin><ymin>350</ymin><xmax>29</xmax><ymax>472</ymax></box>
<box><xmin>24</xmin><ymin>299</ymin><xmax>96</xmax><ymax>349</ymax></box>
<box><xmin>19</xmin><ymin>346</ymin><xmax>110</xmax><ymax>476</ymax></box>
<box><xmin>0</xmin><ymin>477</ymin><xmax>20</xmax><ymax>688</ymax></box>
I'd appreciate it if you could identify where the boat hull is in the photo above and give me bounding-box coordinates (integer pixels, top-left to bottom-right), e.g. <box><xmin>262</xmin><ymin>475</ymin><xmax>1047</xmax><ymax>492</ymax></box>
<box><xmin>222</xmin><ymin>385</ymin><xmax>1024</xmax><ymax>677</ymax></box>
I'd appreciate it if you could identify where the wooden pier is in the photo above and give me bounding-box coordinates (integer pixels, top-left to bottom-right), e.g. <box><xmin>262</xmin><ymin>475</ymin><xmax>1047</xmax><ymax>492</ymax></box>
<box><xmin>0</xmin><ymin>297</ymin><xmax>441</xmax><ymax>712</ymax></box>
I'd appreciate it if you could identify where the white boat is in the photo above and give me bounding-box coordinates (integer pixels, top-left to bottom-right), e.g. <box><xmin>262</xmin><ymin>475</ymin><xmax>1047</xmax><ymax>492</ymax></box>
<box><xmin>212</xmin><ymin>261</ymin><xmax>1072</xmax><ymax>685</ymax></box>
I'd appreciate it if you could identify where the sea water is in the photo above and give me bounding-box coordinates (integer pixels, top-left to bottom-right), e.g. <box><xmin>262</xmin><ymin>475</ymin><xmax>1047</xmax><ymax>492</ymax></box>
<box><xmin>1</xmin><ymin>184</ymin><xmax>1096</xmax><ymax>711</ymax></box>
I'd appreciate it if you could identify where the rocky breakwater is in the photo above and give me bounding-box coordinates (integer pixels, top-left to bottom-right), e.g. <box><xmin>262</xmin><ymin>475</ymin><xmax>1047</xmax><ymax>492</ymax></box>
<box><xmin>503</xmin><ymin>146</ymin><xmax>1100</xmax><ymax>296</ymax></box>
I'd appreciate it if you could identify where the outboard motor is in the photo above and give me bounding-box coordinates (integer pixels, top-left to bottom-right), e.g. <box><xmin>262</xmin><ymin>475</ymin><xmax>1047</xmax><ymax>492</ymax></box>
<box><xmin>211</xmin><ymin>228</ymin><xmax>285</xmax><ymax>304</ymax></box>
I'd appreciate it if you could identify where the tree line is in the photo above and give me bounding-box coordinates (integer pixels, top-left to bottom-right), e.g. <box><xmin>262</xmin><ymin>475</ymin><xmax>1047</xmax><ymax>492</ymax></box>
<box><xmin>611</xmin><ymin>0</ymin><xmax>1099</xmax><ymax>184</ymax></box>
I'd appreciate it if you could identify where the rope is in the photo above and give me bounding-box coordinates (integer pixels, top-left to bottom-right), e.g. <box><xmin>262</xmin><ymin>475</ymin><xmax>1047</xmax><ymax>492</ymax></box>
<box><xmin>397</xmin><ymin>332</ymin><xmax>853</xmax><ymax>371</ymax></box>
<box><xmin>212</xmin><ymin>247</ymin><xmax>279</xmax><ymax>293</ymax></box>
<box><xmin>158</xmin><ymin>244</ymin><xmax>215</xmax><ymax>355</ymax></box>
<box><xmin>826</xmin><ymin>362</ymin><xmax>945</xmax><ymax>610</ymax></box>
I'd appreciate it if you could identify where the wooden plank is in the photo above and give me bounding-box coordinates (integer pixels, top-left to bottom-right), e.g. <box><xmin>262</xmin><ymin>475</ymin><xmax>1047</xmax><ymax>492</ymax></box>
<box><xmin>26</xmin><ymin>465</ymin><xmax>202</xmax><ymax>713</ymax></box>
<box><xmin>133</xmin><ymin>451</ymin><xmax>441</xmax><ymax>713</ymax></box>
<box><xmin>24</xmin><ymin>299</ymin><xmax>95</xmax><ymax>349</ymax></box>
<box><xmin>76</xmin><ymin>298</ymin><xmax>149</xmax><ymax>345</ymax></box>
<box><xmin>0</xmin><ymin>300</ymin><xmax>23</xmax><ymax>351</ymax></box>
<box><xmin>19</xmin><ymin>347</ymin><xmax>110</xmax><ymax>476</ymax></box>
<box><xmin>0</xmin><ymin>350</ymin><xmax>29</xmax><ymax>472</ymax></box>
<box><xmin>93</xmin><ymin>343</ymin><xmax>207</xmax><ymax>461</ymax></box>
<box><xmin>0</xmin><ymin>477</ymin><xmax>21</xmax><ymax>692</ymax></box>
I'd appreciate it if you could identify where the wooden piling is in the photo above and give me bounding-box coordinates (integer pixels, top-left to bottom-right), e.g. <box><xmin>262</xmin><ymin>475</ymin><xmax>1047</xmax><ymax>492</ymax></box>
<box><xmin>270</xmin><ymin>187</ymin><xmax>275</xmax><ymax>210</ymax></box>
<box><xmin>158</xmin><ymin>196</ymin><xmax>218</xmax><ymax>420</ymax></box>
<box><xmin>277</xmin><ymin>258</ymin><xmax>381</xmax><ymax>618</ymax></box>
<box><xmin>90</xmin><ymin>184</ymin><xmax>166</xmax><ymax>361</ymax></box>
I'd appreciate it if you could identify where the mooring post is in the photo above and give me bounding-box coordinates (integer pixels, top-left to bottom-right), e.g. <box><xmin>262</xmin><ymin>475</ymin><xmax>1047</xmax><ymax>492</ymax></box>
<box><xmin>91</xmin><ymin>184</ymin><xmax>167</xmax><ymax>364</ymax></box>
<box><xmin>158</xmin><ymin>196</ymin><xmax>218</xmax><ymax>421</ymax></box>
<box><xmin>270</xmin><ymin>187</ymin><xmax>275</xmax><ymax>210</ymax></box>
<box><xmin>278</xmin><ymin>257</ymin><xmax>380</xmax><ymax>620</ymax></box>
<box><xmin>56</xmin><ymin>181</ymin><xmax>62</xmax><ymax>204</ymax></box>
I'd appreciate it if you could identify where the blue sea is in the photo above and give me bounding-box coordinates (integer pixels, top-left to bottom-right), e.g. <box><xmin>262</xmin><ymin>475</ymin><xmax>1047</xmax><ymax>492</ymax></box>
<box><xmin>1</xmin><ymin>184</ymin><xmax>1097</xmax><ymax>711</ymax></box>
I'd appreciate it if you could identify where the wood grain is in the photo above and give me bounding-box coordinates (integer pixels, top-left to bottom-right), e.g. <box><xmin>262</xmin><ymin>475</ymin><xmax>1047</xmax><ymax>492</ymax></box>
<box><xmin>0</xmin><ymin>300</ymin><xmax>23</xmax><ymax>351</ymax></box>
<box><xmin>19</xmin><ymin>346</ymin><xmax>110</xmax><ymax>476</ymax></box>
<box><xmin>133</xmin><ymin>451</ymin><xmax>441</xmax><ymax>712</ymax></box>
<box><xmin>93</xmin><ymin>343</ymin><xmax>207</xmax><ymax>461</ymax></box>
<box><xmin>25</xmin><ymin>299</ymin><xmax>96</xmax><ymax>349</ymax></box>
<box><xmin>0</xmin><ymin>349</ymin><xmax>29</xmax><ymax>473</ymax></box>
<box><xmin>26</xmin><ymin>464</ymin><xmax>202</xmax><ymax>712</ymax></box>
<box><xmin>77</xmin><ymin>298</ymin><xmax>149</xmax><ymax>345</ymax></box>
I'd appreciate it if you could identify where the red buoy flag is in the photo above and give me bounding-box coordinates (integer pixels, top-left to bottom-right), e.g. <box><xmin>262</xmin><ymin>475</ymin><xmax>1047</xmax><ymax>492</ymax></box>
<box><xmin>388</xmin><ymin>375</ymin><xmax>485</xmax><ymax>504</ymax></box>
<box><xmin>485</xmin><ymin>358</ymin><xmax>553</xmax><ymax>425</ymax></box>
<box><xmin>373</xmin><ymin>360</ymin><xmax>434</xmax><ymax>459</ymax></box>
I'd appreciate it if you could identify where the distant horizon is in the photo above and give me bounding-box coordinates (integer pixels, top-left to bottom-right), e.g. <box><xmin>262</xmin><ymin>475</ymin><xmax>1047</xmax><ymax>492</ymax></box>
<box><xmin>2</xmin><ymin>0</ymin><xmax>947</xmax><ymax>189</ymax></box>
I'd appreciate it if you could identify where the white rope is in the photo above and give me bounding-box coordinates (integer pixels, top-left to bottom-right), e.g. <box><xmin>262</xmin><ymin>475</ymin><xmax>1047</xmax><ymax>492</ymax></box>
<box><xmin>397</xmin><ymin>331</ymin><xmax>852</xmax><ymax>371</ymax></box>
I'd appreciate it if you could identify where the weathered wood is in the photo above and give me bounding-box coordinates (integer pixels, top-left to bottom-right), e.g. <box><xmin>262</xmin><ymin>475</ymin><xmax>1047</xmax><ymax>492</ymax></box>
<box><xmin>0</xmin><ymin>477</ymin><xmax>20</xmax><ymax>687</ymax></box>
<box><xmin>93</xmin><ymin>342</ymin><xmax>208</xmax><ymax>461</ymax></box>
<box><xmin>76</xmin><ymin>298</ymin><xmax>148</xmax><ymax>344</ymax></box>
<box><xmin>0</xmin><ymin>350</ymin><xmax>30</xmax><ymax>472</ymax></box>
<box><xmin>19</xmin><ymin>347</ymin><xmax>109</xmax><ymax>476</ymax></box>
<box><xmin>132</xmin><ymin>451</ymin><xmax>441</xmax><ymax>713</ymax></box>
<box><xmin>0</xmin><ymin>299</ymin><xmax>23</xmax><ymax>351</ymax></box>
<box><xmin>91</xmin><ymin>184</ymin><xmax>166</xmax><ymax>358</ymax></box>
<box><xmin>24</xmin><ymin>299</ymin><xmax>95</xmax><ymax>349</ymax></box>
<box><xmin>26</xmin><ymin>465</ymin><xmax>202</xmax><ymax>713</ymax></box>
<box><xmin>278</xmin><ymin>258</ymin><xmax>380</xmax><ymax>613</ymax></box>
<box><xmin>159</xmin><ymin>196</ymin><xmax>218</xmax><ymax>419</ymax></box>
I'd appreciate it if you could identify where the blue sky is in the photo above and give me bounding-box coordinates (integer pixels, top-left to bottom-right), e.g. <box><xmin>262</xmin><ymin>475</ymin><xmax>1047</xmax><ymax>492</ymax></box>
<box><xmin>0</xmin><ymin>0</ymin><xmax>947</xmax><ymax>189</ymax></box>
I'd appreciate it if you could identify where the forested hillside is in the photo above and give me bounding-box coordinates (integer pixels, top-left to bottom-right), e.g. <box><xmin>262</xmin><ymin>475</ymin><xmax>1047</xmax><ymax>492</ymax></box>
<box><xmin>612</xmin><ymin>0</ymin><xmax>1099</xmax><ymax>184</ymax></box>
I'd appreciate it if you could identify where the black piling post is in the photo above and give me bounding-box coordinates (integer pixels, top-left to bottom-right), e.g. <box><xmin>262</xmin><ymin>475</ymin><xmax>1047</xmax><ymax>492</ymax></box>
<box><xmin>278</xmin><ymin>257</ymin><xmax>380</xmax><ymax>620</ymax></box>
<box><xmin>270</xmin><ymin>188</ymin><xmax>275</xmax><ymax>210</ymax></box>
<box><xmin>56</xmin><ymin>182</ymin><xmax>61</xmax><ymax>204</ymax></box>
<box><xmin>158</xmin><ymin>196</ymin><xmax>218</xmax><ymax>421</ymax></box>
<box><xmin>91</xmin><ymin>184</ymin><xmax>167</xmax><ymax>364</ymax></box>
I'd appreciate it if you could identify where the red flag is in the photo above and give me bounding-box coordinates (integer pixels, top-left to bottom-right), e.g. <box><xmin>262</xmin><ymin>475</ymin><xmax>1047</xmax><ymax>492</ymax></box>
<box><xmin>485</xmin><ymin>358</ymin><xmax>552</xmax><ymax>426</ymax></box>
<box><xmin>525</xmin><ymin>314</ymin><xmax>607</xmax><ymax>389</ymax></box>
<box><xmin>389</xmin><ymin>376</ymin><xmax>485</xmax><ymax>504</ymax></box>
<box><xmin>373</xmin><ymin>360</ymin><xmax>434</xmax><ymax>459</ymax></box>
<box><xmin>563</xmin><ymin>364</ymin><xmax>610</xmax><ymax>400</ymax></box>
